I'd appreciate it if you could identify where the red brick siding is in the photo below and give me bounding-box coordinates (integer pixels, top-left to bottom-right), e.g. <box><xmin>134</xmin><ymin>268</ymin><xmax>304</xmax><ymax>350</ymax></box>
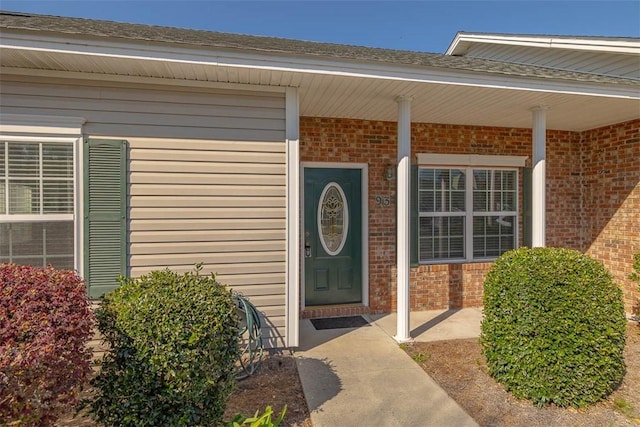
<box><xmin>300</xmin><ymin>116</ymin><xmax>638</xmax><ymax>313</ymax></box>
<box><xmin>546</xmin><ymin>130</ymin><xmax>583</xmax><ymax>249</ymax></box>
<box><xmin>389</xmin><ymin>262</ymin><xmax>492</xmax><ymax>311</ymax></box>
<box><xmin>580</xmin><ymin>119</ymin><xmax>640</xmax><ymax>313</ymax></box>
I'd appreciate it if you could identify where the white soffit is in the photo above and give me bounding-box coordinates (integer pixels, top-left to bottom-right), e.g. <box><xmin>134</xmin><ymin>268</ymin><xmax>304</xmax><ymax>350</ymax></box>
<box><xmin>1</xmin><ymin>32</ymin><xmax>639</xmax><ymax>131</ymax></box>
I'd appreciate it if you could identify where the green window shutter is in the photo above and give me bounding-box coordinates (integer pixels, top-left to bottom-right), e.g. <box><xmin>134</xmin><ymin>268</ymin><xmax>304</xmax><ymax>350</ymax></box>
<box><xmin>84</xmin><ymin>138</ymin><xmax>127</xmax><ymax>298</ymax></box>
<box><xmin>523</xmin><ymin>167</ymin><xmax>532</xmax><ymax>248</ymax></box>
<box><xmin>410</xmin><ymin>164</ymin><xmax>419</xmax><ymax>267</ymax></box>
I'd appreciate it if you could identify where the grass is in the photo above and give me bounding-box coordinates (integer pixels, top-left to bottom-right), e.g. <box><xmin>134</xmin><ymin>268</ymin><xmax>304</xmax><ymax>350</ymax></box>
<box><xmin>613</xmin><ymin>398</ymin><xmax>635</xmax><ymax>418</ymax></box>
<box><xmin>411</xmin><ymin>352</ymin><xmax>428</xmax><ymax>363</ymax></box>
<box><xmin>399</xmin><ymin>344</ymin><xmax>429</xmax><ymax>363</ymax></box>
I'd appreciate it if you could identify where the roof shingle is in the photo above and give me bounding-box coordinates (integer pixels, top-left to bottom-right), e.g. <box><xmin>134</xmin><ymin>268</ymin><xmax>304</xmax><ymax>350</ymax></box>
<box><xmin>1</xmin><ymin>10</ymin><xmax>638</xmax><ymax>86</ymax></box>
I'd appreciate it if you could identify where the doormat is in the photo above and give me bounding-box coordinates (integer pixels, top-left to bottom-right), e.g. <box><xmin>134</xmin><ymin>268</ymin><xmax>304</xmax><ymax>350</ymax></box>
<box><xmin>310</xmin><ymin>315</ymin><xmax>369</xmax><ymax>330</ymax></box>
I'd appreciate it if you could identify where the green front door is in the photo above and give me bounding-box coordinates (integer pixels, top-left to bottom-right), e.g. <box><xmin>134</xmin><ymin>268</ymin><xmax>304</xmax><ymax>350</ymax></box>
<box><xmin>304</xmin><ymin>168</ymin><xmax>362</xmax><ymax>306</ymax></box>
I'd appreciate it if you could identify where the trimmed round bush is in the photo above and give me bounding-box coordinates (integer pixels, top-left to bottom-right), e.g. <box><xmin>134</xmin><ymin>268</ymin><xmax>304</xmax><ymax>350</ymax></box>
<box><xmin>481</xmin><ymin>247</ymin><xmax>626</xmax><ymax>408</ymax></box>
<box><xmin>86</xmin><ymin>266</ymin><xmax>240</xmax><ymax>426</ymax></box>
<box><xmin>0</xmin><ymin>263</ymin><xmax>95</xmax><ymax>426</ymax></box>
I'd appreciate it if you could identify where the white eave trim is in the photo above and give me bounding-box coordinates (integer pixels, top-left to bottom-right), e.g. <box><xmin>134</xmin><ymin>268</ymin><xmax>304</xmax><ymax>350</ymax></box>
<box><xmin>447</xmin><ymin>33</ymin><xmax>640</xmax><ymax>56</ymax></box>
<box><xmin>416</xmin><ymin>153</ymin><xmax>528</xmax><ymax>167</ymax></box>
<box><xmin>2</xmin><ymin>31</ymin><xmax>639</xmax><ymax>100</ymax></box>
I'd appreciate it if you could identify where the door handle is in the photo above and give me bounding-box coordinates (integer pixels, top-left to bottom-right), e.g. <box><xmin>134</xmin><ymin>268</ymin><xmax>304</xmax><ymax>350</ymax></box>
<box><xmin>305</xmin><ymin>241</ymin><xmax>311</xmax><ymax>258</ymax></box>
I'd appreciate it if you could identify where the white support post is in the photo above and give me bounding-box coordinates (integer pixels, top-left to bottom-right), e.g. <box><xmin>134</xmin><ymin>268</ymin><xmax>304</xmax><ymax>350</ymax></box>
<box><xmin>531</xmin><ymin>106</ymin><xmax>548</xmax><ymax>248</ymax></box>
<box><xmin>285</xmin><ymin>87</ymin><xmax>300</xmax><ymax>347</ymax></box>
<box><xmin>395</xmin><ymin>95</ymin><xmax>412</xmax><ymax>343</ymax></box>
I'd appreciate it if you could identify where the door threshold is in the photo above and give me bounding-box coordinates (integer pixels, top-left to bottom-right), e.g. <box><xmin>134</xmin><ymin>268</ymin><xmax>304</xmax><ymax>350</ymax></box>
<box><xmin>301</xmin><ymin>304</ymin><xmax>381</xmax><ymax>319</ymax></box>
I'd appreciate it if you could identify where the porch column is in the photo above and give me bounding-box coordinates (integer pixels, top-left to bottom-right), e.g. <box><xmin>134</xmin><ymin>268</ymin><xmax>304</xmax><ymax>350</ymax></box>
<box><xmin>395</xmin><ymin>95</ymin><xmax>412</xmax><ymax>343</ymax></box>
<box><xmin>531</xmin><ymin>106</ymin><xmax>548</xmax><ymax>248</ymax></box>
<box><xmin>285</xmin><ymin>87</ymin><xmax>300</xmax><ymax>347</ymax></box>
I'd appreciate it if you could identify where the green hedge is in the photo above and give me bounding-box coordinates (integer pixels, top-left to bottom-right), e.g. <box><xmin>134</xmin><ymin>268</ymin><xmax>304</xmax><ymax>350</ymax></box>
<box><xmin>481</xmin><ymin>247</ymin><xmax>626</xmax><ymax>408</ymax></box>
<box><xmin>85</xmin><ymin>266</ymin><xmax>240</xmax><ymax>426</ymax></box>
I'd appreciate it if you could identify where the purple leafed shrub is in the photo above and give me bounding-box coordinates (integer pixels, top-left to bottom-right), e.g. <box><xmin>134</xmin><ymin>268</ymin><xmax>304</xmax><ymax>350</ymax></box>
<box><xmin>0</xmin><ymin>263</ymin><xmax>95</xmax><ymax>426</ymax></box>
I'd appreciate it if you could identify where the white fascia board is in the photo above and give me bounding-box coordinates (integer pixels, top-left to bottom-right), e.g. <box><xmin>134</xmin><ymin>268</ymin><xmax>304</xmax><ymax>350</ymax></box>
<box><xmin>445</xmin><ymin>32</ymin><xmax>468</xmax><ymax>55</ymax></box>
<box><xmin>447</xmin><ymin>33</ymin><xmax>640</xmax><ymax>55</ymax></box>
<box><xmin>2</xmin><ymin>31</ymin><xmax>639</xmax><ymax>100</ymax></box>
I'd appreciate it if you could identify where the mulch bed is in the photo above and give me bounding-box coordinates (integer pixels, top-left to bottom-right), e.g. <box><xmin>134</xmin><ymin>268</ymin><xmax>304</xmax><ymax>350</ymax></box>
<box><xmin>403</xmin><ymin>322</ymin><xmax>640</xmax><ymax>427</ymax></box>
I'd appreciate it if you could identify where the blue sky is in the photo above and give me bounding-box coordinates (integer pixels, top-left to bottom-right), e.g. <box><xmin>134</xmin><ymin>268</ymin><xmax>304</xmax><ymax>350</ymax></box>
<box><xmin>2</xmin><ymin>1</ymin><xmax>639</xmax><ymax>53</ymax></box>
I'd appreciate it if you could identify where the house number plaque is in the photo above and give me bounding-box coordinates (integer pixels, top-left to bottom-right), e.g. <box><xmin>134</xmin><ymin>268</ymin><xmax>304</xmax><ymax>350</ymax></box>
<box><xmin>375</xmin><ymin>195</ymin><xmax>390</xmax><ymax>207</ymax></box>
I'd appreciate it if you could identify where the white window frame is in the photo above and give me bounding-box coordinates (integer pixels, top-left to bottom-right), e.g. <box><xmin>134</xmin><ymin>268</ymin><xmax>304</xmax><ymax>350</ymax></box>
<box><xmin>417</xmin><ymin>153</ymin><xmax>527</xmax><ymax>264</ymax></box>
<box><xmin>0</xmin><ymin>115</ymin><xmax>85</xmax><ymax>272</ymax></box>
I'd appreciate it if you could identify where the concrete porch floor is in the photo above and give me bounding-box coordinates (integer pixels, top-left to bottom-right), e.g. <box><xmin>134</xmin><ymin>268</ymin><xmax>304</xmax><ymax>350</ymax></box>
<box><xmin>370</xmin><ymin>307</ymin><xmax>484</xmax><ymax>342</ymax></box>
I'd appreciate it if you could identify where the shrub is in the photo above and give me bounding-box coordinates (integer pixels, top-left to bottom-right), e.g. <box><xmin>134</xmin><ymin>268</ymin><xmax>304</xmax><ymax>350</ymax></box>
<box><xmin>630</xmin><ymin>253</ymin><xmax>640</xmax><ymax>317</ymax></box>
<box><xmin>85</xmin><ymin>266</ymin><xmax>240</xmax><ymax>426</ymax></box>
<box><xmin>481</xmin><ymin>247</ymin><xmax>626</xmax><ymax>408</ymax></box>
<box><xmin>0</xmin><ymin>263</ymin><xmax>94</xmax><ymax>426</ymax></box>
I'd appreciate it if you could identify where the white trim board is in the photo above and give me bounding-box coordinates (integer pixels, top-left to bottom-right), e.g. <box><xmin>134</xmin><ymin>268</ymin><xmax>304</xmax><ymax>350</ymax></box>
<box><xmin>447</xmin><ymin>33</ymin><xmax>640</xmax><ymax>56</ymax></box>
<box><xmin>416</xmin><ymin>153</ymin><xmax>528</xmax><ymax>167</ymax></box>
<box><xmin>0</xmin><ymin>114</ymin><xmax>86</xmax><ymax>136</ymax></box>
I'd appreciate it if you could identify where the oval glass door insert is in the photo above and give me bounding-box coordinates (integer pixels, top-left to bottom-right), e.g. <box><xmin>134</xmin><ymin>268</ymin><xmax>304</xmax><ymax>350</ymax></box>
<box><xmin>317</xmin><ymin>182</ymin><xmax>349</xmax><ymax>256</ymax></box>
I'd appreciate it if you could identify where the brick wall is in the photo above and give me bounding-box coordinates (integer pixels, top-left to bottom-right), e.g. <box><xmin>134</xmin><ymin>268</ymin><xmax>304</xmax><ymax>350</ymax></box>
<box><xmin>546</xmin><ymin>130</ymin><xmax>583</xmax><ymax>249</ymax></box>
<box><xmin>301</xmin><ymin>117</ymin><xmax>580</xmax><ymax>311</ymax></box>
<box><xmin>580</xmin><ymin>119</ymin><xmax>640</xmax><ymax>313</ymax></box>
<box><xmin>300</xmin><ymin>116</ymin><xmax>638</xmax><ymax>313</ymax></box>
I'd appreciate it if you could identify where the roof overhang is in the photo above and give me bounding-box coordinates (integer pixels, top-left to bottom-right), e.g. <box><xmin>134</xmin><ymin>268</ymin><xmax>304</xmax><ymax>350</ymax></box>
<box><xmin>446</xmin><ymin>32</ymin><xmax>640</xmax><ymax>56</ymax></box>
<box><xmin>2</xmin><ymin>29</ymin><xmax>639</xmax><ymax>132</ymax></box>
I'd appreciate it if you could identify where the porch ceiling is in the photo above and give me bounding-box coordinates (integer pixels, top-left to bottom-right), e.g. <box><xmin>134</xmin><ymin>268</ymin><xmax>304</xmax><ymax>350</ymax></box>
<box><xmin>1</xmin><ymin>45</ymin><xmax>639</xmax><ymax>132</ymax></box>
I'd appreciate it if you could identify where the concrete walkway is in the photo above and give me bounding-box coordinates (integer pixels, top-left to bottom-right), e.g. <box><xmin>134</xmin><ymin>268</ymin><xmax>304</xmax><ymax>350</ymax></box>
<box><xmin>294</xmin><ymin>309</ymin><xmax>482</xmax><ymax>427</ymax></box>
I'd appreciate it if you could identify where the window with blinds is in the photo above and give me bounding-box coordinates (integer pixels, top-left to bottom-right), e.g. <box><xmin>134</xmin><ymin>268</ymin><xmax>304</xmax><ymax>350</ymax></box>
<box><xmin>0</xmin><ymin>141</ymin><xmax>75</xmax><ymax>269</ymax></box>
<box><xmin>418</xmin><ymin>167</ymin><xmax>517</xmax><ymax>263</ymax></box>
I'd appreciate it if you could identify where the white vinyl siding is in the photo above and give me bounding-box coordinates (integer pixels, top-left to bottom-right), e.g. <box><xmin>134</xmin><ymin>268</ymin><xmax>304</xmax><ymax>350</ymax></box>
<box><xmin>127</xmin><ymin>137</ymin><xmax>286</xmax><ymax>346</ymax></box>
<box><xmin>0</xmin><ymin>75</ymin><xmax>286</xmax><ymax>142</ymax></box>
<box><xmin>0</xmin><ymin>75</ymin><xmax>288</xmax><ymax>346</ymax></box>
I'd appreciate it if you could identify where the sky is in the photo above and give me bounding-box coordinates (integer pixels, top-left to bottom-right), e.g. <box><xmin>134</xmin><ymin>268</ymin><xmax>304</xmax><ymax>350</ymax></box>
<box><xmin>2</xmin><ymin>1</ymin><xmax>639</xmax><ymax>54</ymax></box>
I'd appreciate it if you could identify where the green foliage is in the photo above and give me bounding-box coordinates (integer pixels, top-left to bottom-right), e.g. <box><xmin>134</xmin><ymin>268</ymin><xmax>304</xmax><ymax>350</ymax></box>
<box><xmin>411</xmin><ymin>352</ymin><xmax>428</xmax><ymax>363</ymax></box>
<box><xmin>629</xmin><ymin>253</ymin><xmax>640</xmax><ymax>284</ymax></box>
<box><xmin>613</xmin><ymin>398</ymin><xmax>636</xmax><ymax>418</ymax></box>
<box><xmin>85</xmin><ymin>266</ymin><xmax>240</xmax><ymax>426</ymax></box>
<box><xmin>631</xmin><ymin>253</ymin><xmax>640</xmax><ymax>319</ymax></box>
<box><xmin>0</xmin><ymin>263</ymin><xmax>95</xmax><ymax>426</ymax></box>
<box><xmin>481</xmin><ymin>247</ymin><xmax>626</xmax><ymax>408</ymax></box>
<box><xmin>226</xmin><ymin>406</ymin><xmax>286</xmax><ymax>427</ymax></box>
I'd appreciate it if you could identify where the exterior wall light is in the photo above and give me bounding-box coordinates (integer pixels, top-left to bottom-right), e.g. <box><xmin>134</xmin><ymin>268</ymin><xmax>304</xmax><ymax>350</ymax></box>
<box><xmin>384</xmin><ymin>164</ymin><xmax>395</xmax><ymax>181</ymax></box>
